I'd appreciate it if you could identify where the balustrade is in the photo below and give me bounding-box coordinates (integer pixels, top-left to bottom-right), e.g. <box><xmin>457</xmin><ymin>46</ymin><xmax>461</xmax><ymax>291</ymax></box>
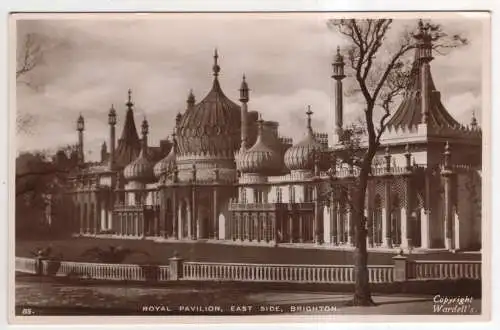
<box><xmin>15</xmin><ymin>257</ymin><xmax>481</xmax><ymax>284</ymax></box>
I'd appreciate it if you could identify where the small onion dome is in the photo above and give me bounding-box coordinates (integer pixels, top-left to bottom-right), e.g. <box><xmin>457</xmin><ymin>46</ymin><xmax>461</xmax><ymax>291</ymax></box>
<box><xmin>154</xmin><ymin>139</ymin><xmax>176</xmax><ymax>179</ymax></box>
<box><xmin>284</xmin><ymin>106</ymin><xmax>324</xmax><ymax>171</ymax></box>
<box><xmin>123</xmin><ymin>150</ymin><xmax>154</xmax><ymax>183</ymax></box>
<box><xmin>238</xmin><ymin>118</ymin><xmax>281</xmax><ymax>174</ymax></box>
<box><xmin>123</xmin><ymin>149</ymin><xmax>154</xmax><ymax>183</ymax></box>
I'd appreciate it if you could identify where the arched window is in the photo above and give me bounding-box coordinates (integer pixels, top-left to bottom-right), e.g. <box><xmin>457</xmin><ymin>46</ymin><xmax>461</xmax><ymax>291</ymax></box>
<box><xmin>372</xmin><ymin>195</ymin><xmax>383</xmax><ymax>246</ymax></box>
<box><xmin>391</xmin><ymin>195</ymin><xmax>402</xmax><ymax>246</ymax></box>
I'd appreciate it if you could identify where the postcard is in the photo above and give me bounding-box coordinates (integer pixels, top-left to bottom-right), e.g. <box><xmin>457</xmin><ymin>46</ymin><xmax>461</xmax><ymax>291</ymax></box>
<box><xmin>9</xmin><ymin>11</ymin><xmax>491</xmax><ymax>324</ymax></box>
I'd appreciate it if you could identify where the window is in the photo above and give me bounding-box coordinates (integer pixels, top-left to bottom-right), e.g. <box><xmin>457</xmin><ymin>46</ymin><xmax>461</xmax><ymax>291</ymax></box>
<box><xmin>254</xmin><ymin>189</ymin><xmax>264</xmax><ymax>203</ymax></box>
<box><xmin>276</xmin><ymin>187</ymin><xmax>283</xmax><ymax>203</ymax></box>
<box><xmin>289</xmin><ymin>186</ymin><xmax>296</xmax><ymax>203</ymax></box>
<box><xmin>240</xmin><ymin>188</ymin><xmax>247</xmax><ymax>203</ymax></box>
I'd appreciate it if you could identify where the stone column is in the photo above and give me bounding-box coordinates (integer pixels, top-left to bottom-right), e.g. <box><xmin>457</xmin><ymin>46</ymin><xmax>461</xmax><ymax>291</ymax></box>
<box><xmin>338</xmin><ymin>204</ymin><xmax>344</xmax><ymax>244</ymax></box>
<box><xmin>346</xmin><ymin>205</ymin><xmax>353</xmax><ymax>245</ymax></box>
<box><xmin>213</xmin><ymin>187</ymin><xmax>218</xmax><ymax>239</ymax></box>
<box><xmin>79</xmin><ymin>196</ymin><xmax>84</xmax><ymax>235</ymax></box>
<box><xmin>331</xmin><ymin>199</ymin><xmax>337</xmax><ymax>245</ymax></box>
<box><xmin>383</xmin><ymin>178</ymin><xmax>392</xmax><ymax>248</ymax></box>
<box><xmin>94</xmin><ymin>197</ymin><xmax>100</xmax><ymax>235</ymax></box>
<box><xmin>191</xmin><ymin>187</ymin><xmax>197</xmax><ymax>240</ymax></box>
<box><xmin>172</xmin><ymin>189</ymin><xmax>178</xmax><ymax>239</ymax></box>
<box><xmin>402</xmin><ymin>176</ymin><xmax>412</xmax><ymax>249</ymax></box>
<box><xmin>314</xmin><ymin>184</ymin><xmax>322</xmax><ymax>244</ymax></box>
<box><xmin>289</xmin><ymin>214</ymin><xmax>294</xmax><ymax>243</ymax></box>
<box><xmin>443</xmin><ymin>173</ymin><xmax>454</xmax><ymax>250</ymax></box>
<box><xmin>367</xmin><ymin>187</ymin><xmax>374</xmax><ymax>248</ymax></box>
<box><xmin>298</xmin><ymin>214</ymin><xmax>303</xmax><ymax>243</ymax></box>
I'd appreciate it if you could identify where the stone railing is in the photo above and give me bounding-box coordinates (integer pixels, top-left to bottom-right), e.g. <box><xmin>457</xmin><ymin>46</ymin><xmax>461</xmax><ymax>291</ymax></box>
<box><xmin>15</xmin><ymin>257</ymin><xmax>38</xmax><ymax>274</ymax></box>
<box><xmin>182</xmin><ymin>262</ymin><xmax>394</xmax><ymax>284</ymax></box>
<box><xmin>15</xmin><ymin>255</ymin><xmax>480</xmax><ymax>284</ymax></box>
<box><xmin>409</xmin><ymin>260</ymin><xmax>481</xmax><ymax>280</ymax></box>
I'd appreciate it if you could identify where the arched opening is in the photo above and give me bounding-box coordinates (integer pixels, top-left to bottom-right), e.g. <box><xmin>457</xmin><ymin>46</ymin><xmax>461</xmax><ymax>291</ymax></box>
<box><xmin>391</xmin><ymin>195</ymin><xmax>402</xmax><ymax>246</ymax></box>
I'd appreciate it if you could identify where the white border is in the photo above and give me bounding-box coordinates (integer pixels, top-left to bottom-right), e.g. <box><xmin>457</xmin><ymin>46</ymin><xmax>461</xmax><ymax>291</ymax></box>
<box><xmin>1</xmin><ymin>1</ymin><xmax>498</xmax><ymax>330</ymax></box>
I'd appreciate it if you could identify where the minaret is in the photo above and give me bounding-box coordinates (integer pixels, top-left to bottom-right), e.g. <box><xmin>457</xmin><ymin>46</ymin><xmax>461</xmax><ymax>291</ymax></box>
<box><xmin>332</xmin><ymin>46</ymin><xmax>346</xmax><ymax>143</ymax></box>
<box><xmin>108</xmin><ymin>104</ymin><xmax>117</xmax><ymax>170</ymax></box>
<box><xmin>100</xmin><ymin>141</ymin><xmax>107</xmax><ymax>163</ymax></box>
<box><xmin>306</xmin><ymin>105</ymin><xmax>314</xmax><ymax>136</ymax></box>
<box><xmin>415</xmin><ymin>19</ymin><xmax>434</xmax><ymax>124</ymax></box>
<box><xmin>239</xmin><ymin>74</ymin><xmax>249</xmax><ymax>151</ymax></box>
<box><xmin>76</xmin><ymin>113</ymin><xmax>85</xmax><ymax>165</ymax></box>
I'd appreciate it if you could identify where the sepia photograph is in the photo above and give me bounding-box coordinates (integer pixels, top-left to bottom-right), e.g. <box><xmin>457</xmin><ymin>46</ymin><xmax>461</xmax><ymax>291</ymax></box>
<box><xmin>10</xmin><ymin>11</ymin><xmax>489</xmax><ymax>323</ymax></box>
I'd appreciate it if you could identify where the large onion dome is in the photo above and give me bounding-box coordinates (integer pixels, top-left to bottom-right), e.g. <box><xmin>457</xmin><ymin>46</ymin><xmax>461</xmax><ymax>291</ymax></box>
<box><xmin>284</xmin><ymin>106</ymin><xmax>324</xmax><ymax>171</ymax></box>
<box><xmin>238</xmin><ymin>117</ymin><xmax>282</xmax><ymax>175</ymax></box>
<box><xmin>123</xmin><ymin>118</ymin><xmax>155</xmax><ymax>183</ymax></box>
<box><xmin>176</xmin><ymin>49</ymin><xmax>241</xmax><ymax>158</ymax></box>
<box><xmin>153</xmin><ymin>133</ymin><xmax>177</xmax><ymax>179</ymax></box>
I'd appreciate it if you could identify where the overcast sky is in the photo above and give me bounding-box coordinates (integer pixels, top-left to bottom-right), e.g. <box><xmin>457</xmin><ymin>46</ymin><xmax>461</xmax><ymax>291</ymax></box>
<box><xmin>15</xmin><ymin>14</ymin><xmax>485</xmax><ymax>161</ymax></box>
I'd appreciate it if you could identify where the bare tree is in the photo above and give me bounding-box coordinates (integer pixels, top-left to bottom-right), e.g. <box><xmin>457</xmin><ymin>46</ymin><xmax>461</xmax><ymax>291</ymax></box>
<box><xmin>16</xmin><ymin>33</ymin><xmax>43</xmax><ymax>80</ymax></box>
<box><xmin>326</xmin><ymin>19</ymin><xmax>466</xmax><ymax>306</ymax></box>
<box><xmin>16</xmin><ymin>33</ymin><xmax>44</xmax><ymax>134</ymax></box>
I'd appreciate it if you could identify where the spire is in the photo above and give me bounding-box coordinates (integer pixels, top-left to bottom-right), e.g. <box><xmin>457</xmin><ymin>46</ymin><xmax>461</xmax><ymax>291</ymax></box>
<box><xmin>212</xmin><ymin>48</ymin><xmax>221</xmax><ymax>77</ymax></box>
<box><xmin>115</xmin><ymin>90</ymin><xmax>141</xmax><ymax>167</ymax></box>
<box><xmin>306</xmin><ymin>105</ymin><xmax>313</xmax><ymax>135</ymax></box>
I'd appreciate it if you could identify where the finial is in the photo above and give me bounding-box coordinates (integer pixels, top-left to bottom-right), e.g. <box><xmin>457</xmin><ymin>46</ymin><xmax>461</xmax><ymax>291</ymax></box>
<box><xmin>77</xmin><ymin>113</ymin><xmax>85</xmax><ymax>131</ymax></box>
<box><xmin>239</xmin><ymin>74</ymin><xmax>249</xmax><ymax>103</ymax></box>
<box><xmin>175</xmin><ymin>112</ymin><xmax>182</xmax><ymax>127</ymax></box>
<box><xmin>126</xmin><ymin>89</ymin><xmax>134</xmax><ymax>109</ymax></box>
<box><xmin>444</xmin><ymin>141</ymin><xmax>451</xmax><ymax>155</ymax></box>
<box><xmin>213</xmin><ymin>48</ymin><xmax>220</xmax><ymax>77</ymax></box>
<box><xmin>141</xmin><ymin>117</ymin><xmax>149</xmax><ymax>136</ymax></box>
<box><xmin>405</xmin><ymin>144</ymin><xmax>412</xmax><ymax>171</ymax></box>
<box><xmin>187</xmin><ymin>89</ymin><xmax>195</xmax><ymax>105</ymax></box>
<box><xmin>471</xmin><ymin>110</ymin><xmax>478</xmax><ymax>128</ymax></box>
<box><xmin>306</xmin><ymin>105</ymin><xmax>313</xmax><ymax>132</ymax></box>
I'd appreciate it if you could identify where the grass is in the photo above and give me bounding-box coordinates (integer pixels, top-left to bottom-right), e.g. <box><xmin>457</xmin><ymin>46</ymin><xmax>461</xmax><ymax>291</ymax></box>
<box><xmin>15</xmin><ymin>237</ymin><xmax>481</xmax><ymax>266</ymax></box>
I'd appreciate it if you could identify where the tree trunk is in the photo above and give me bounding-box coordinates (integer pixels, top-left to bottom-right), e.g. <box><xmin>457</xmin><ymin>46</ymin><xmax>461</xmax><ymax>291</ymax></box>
<box><xmin>351</xmin><ymin>166</ymin><xmax>376</xmax><ymax>306</ymax></box>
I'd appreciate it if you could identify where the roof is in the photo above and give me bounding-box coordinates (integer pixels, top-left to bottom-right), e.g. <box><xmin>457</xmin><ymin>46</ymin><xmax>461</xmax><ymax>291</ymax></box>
<box><xmin>386</xmin><ymin>41</ymin><xmax>462</xmax><ymax>130</ymax></box>
<box><xmin>114</xmin><ymin>96</ymin><xmax>141</xmax><ymax>168</ymax></box>
<box><xmin>176</xmin><ymin>52</ymin><xmax>241</xmax><ymax>158</ymax></box>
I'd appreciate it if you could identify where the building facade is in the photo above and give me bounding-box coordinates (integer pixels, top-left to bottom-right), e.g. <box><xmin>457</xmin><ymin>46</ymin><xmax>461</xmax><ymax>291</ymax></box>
<box><xmin>66</xmin><ymin>22</ymin><xmax>482</xmax><ymax>252</ymax></box>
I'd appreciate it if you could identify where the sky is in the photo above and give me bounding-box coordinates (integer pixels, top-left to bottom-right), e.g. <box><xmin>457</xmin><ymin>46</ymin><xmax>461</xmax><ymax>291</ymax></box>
<box><xmin>15</xmin><ymin>14</ymin><xmax>485</xmax><ymax>161</ymax></box>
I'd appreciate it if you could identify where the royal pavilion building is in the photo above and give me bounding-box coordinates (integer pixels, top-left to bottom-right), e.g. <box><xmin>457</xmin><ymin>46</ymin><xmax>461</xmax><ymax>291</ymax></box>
<box><xmin>65</xmin><ymin>23</ymin><xmax>482</xmax><ymax>252</ymax></box>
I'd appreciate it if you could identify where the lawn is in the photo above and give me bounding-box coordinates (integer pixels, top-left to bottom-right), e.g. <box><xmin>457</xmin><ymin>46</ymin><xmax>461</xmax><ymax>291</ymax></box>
<box><xmin>15</xmin><ymin>237</ymin><xmax>481</xmax><ymax>266</ymax></box>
